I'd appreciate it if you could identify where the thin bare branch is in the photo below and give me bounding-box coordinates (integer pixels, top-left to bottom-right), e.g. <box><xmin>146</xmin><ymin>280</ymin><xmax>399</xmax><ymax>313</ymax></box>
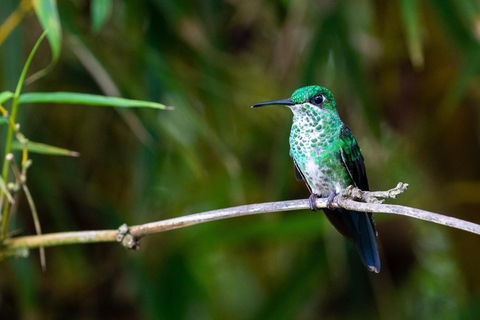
<box><xmin>1</xmin><ymin>183</ymin><xmax>479</xmax><ymax>258</ymax></box>
<box><xmin>130</xmin><ymin>199</ymin><xmax>314</xmax><ymax>238</ymax></box>
<box><xmin>336</xmin><ymin>199</ymin><xmax>480</xmax><ymax>235</ymax></box>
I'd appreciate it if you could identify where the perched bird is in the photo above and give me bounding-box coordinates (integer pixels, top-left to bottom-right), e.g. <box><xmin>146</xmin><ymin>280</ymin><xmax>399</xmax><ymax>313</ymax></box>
<box><xmin>252</xmin><ymin>85</ymin><xmax>380</xmax><ymax>272</ymax></box>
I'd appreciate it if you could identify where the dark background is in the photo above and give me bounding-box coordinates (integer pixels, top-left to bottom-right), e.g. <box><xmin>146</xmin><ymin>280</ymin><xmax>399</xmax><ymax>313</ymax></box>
<box><xmin>1</xmin><ymin>0</ymin><xmax>480</xmax><ymax>319</ymax></box>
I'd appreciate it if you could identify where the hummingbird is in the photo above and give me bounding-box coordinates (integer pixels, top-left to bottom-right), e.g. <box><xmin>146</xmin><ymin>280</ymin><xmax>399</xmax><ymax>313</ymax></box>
<box><xmin>252</xmin><ymin>85</ymin><xmax>380</xmax><ymax>273</ymax></box>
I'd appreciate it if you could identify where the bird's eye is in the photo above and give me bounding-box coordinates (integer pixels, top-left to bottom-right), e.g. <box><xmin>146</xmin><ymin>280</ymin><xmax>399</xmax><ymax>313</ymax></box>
<box><xmin>312</xmin><ymin>94</ymin><xmax>325</xmax><ymax>106</ymax></box>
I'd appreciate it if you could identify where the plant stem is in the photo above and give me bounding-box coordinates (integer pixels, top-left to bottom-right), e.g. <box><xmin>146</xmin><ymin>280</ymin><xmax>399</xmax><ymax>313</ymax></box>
<box><xmin>0</xmin><ymin>97</ymin><xmax>18</xmax><ymax>239</ymax></box>
<box><xmin>1</xmin><ymin>31</ymin><xmax>48</xmax><ymax>240</ymax></box>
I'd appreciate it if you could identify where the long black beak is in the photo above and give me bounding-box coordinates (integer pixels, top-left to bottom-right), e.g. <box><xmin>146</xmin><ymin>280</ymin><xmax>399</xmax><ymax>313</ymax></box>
<box><xmin>251</xmin><ymin>98</ymin><xmax>294</xmax><ymax>108</ymax></box>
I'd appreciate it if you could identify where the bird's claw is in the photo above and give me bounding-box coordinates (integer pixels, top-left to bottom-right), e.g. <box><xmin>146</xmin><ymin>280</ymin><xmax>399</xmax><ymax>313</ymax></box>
<box><xmin>326</xmin><ymin>191</ymin><xmax>337</xmax><ymax>209</ymax></box>
<box><xmin>308</xmin><ymin>193</ymin><xmax>318</xmax><ymax>211</ymax></box>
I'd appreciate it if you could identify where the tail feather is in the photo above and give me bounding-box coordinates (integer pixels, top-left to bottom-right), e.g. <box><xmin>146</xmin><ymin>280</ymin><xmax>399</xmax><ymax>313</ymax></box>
<box><xmin>323</xmin><ymin>208</ymin><xmax>380</xmax><ymax>273</ymax></box>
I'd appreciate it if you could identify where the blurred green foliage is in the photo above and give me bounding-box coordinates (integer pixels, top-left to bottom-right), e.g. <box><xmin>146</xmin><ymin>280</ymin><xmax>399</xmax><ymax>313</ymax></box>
<box><xmin>1</xmin><ymin>0</ymin><xmax>480</xmax><ymax>319</ymax></box>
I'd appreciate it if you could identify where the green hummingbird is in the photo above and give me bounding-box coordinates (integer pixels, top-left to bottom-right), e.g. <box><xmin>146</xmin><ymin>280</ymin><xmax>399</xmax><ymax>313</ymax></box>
<box><xmin>252</xmin><ymin>85</ymin><xmax>380</xmax><ymax>273</ymax></box>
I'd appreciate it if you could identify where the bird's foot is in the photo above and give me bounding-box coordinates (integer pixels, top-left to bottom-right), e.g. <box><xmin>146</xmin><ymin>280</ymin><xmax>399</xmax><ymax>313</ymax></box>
<box><xmin>326</xmin><ymin>191</ymin><xmax>337</xmax><ymax>210</ymax></box>
<box><xmin>308</xmin><ymin>193</ymin><xmax>319</xmax><ymax>211</ymax></box>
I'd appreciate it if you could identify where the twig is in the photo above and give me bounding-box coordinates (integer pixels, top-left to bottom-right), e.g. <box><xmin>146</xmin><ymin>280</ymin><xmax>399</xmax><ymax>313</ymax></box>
<box><xmin>1</xmin><ymin>182</ymin><xmax>479</xmax><ymax>258</ymax></box>
<box><xmin>7</xmin><ymin>155</ymin><xmax>46</xmax><ymax>270</ymax></box>
<box><xmin>342</xmin><ymin>182</ymin><xmax>409</xmax><ymax>203</ymax></box>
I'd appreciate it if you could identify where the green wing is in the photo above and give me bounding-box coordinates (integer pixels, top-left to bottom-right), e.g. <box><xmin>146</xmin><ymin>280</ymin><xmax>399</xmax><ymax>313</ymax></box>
<box><xmin>339</xmin><ymin>125</ymin><xmax>369</xmax><ymax>191</ymax></box>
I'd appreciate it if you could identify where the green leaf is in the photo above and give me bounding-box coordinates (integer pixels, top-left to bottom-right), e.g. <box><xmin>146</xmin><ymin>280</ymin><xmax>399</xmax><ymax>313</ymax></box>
<box><xmin>401</xmin><ymin>0</ymin><xmax>423</xmax><ymax>68</ymax></box>
<box><xmin>12</xmin><ymin>141</ymin><xmax>79</xmax><ymax>157</ymax></box>
<box><xmin>18</xmin><ymin>92</ymin><xmax>173</xmax><ymax>110</ymax></box>
<box><xmin>32</xmin><ymin>0</ymin><xmax>61</xmax><ymax>64</ymax></box>
<box><xmin>91</xmin><ymin>0</ymin><xmax>113</xmax><ymax>33</ymax></box>
<box><xmin>0</xmin><ymin>91</ymin><xmax>13</xmax><ymax>104</ymax></box>
<box><xmin>0</xmin><ymin>117</ymin><xmax>8</xmax><ymax>126</ymax></box>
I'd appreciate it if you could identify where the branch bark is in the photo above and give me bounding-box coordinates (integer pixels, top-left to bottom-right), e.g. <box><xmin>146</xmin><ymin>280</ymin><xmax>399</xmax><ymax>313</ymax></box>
<box><xmin>1</xmin><ymin>183</ymin><xmax>479</xmax><ymax>258</ymax></box>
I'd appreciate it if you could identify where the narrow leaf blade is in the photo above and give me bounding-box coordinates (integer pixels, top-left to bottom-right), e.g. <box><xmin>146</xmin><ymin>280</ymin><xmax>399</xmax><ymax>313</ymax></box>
<box><xmin>12</xmin><ymin>141</ymin><xmax>80</xmax><ymax>157</ymax></box>
<box><xmin>0</xmin><ymin>91</ymin><xmax>13</xmax><ymax>104</ymax></box>
<box><xmin>18</xmin><ymin>92</ymin><xmax>173</xmax><ymax>110</ymax></box>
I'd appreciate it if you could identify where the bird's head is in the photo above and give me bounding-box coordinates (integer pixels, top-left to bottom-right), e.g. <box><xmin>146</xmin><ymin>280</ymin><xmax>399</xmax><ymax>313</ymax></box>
<box><xmin>251</xmin><ymin>85</ymin><xmax>337</xmax><ymax>116</ymax></box>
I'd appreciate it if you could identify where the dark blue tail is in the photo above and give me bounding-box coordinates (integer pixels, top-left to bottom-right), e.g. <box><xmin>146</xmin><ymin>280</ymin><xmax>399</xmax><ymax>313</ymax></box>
<box><xmin>323</xmin><ymin>208</ymin><xmax>380</xmax><ymax>273</ymax></box>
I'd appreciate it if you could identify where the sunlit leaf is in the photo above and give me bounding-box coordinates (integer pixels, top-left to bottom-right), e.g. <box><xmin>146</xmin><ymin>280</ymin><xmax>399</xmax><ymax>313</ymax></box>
<box><xmin>18</xmin><ymin>92</ymin><xmax>173</xmax><ymax>110</ymax></box>
<box><xmin>0</xmin><ymin>91</ymin><xmax>13</xmax><ymax>104</ymax></box>
<box><xmin>91</xmin><ymin>0</ymin><xmax>112</xmax><ymax>33</ymax></box>
<box><xmin>12</xmin><ymin>140</ymin><xmax>79</xmax><ymax>157</ymax></box>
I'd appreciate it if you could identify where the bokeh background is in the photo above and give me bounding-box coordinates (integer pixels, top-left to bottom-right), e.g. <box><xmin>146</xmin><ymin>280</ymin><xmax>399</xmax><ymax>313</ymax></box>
<box><xmin>1</xmin><ymin>0</ymin><xmax>480</xmax><ymax>319</ymax></box>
